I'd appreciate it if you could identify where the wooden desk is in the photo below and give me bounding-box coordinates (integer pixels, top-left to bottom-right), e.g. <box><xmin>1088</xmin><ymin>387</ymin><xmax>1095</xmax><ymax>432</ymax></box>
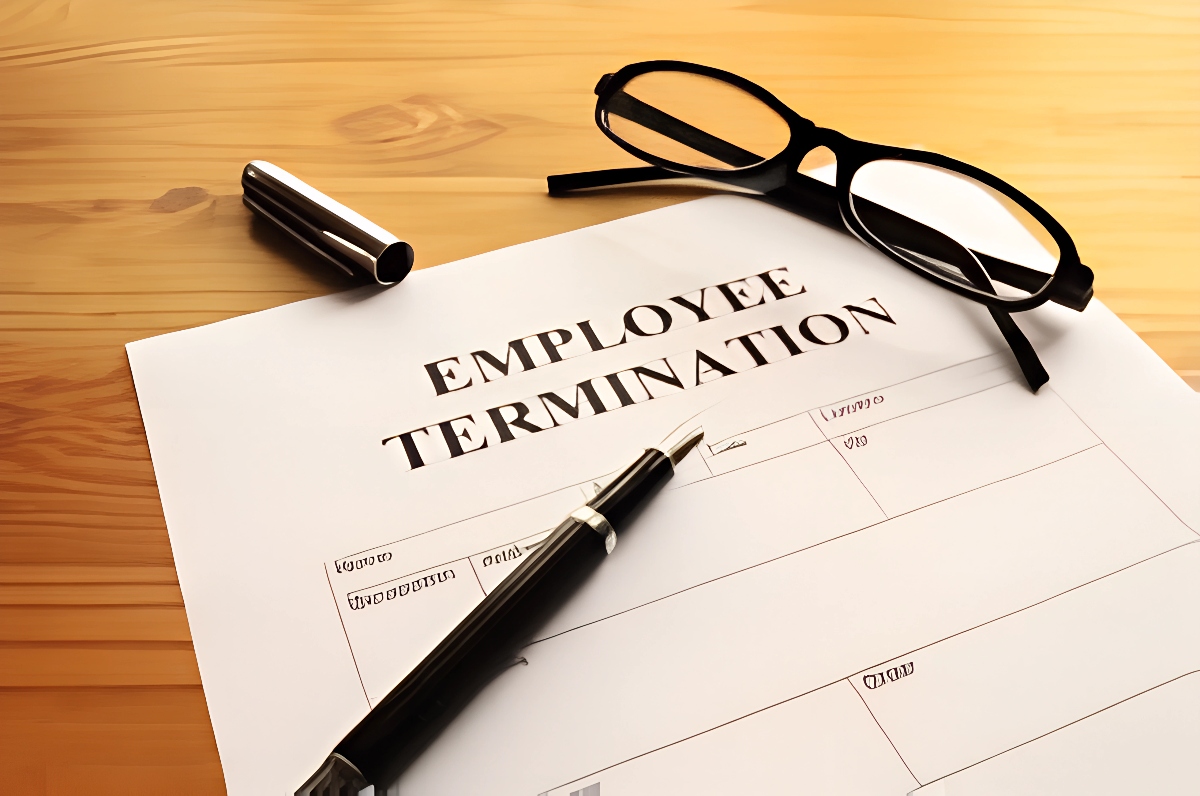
<box><xmin>1</xmin><ymin>1</ymin><xmax>1196</xmax><ymax>792</ymax></box>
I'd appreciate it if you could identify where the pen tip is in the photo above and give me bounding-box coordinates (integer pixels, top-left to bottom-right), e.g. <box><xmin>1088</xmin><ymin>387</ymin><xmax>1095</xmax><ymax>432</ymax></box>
<box><xmin>666</xmin><ymin>428</ymin><xmax>704</xmax><ymax>466</ymax></box>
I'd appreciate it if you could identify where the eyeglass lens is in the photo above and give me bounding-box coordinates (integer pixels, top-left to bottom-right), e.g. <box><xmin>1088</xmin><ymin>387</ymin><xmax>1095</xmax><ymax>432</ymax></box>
<box><xmin>603</xmin><ymin>71</ymin><xmax>791</xmax><ymax>170</ymax></box>
<box><xmin>849</xmin><ymin>161</ymin><xmax>1061</xmax><ymax>302</ymax></box>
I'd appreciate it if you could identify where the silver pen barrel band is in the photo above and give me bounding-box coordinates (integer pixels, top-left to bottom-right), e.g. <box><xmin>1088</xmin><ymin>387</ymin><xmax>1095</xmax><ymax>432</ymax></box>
<box><xmin>570</xmin><ymin>506</ymin><xmax>617</xmax><ymax>554</ymax></box>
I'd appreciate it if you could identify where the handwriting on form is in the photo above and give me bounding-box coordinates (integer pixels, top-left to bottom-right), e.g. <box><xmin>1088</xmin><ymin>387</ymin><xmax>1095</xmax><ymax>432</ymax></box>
<box><xmin>713</xmin><ymin>439</ymin><xmax>747</xmax><ymax>455</ymax></box>
<box><xmin>480</xmin><ymin>544</ymin><xmax>523</xmax><ymax>568</ymax></box>
<box><xmin>346</xmin><ymin>569</ymin><xmax>456</xmax><ymax>611</ymax></box>
<box><xmin>862</xmin><ymin>662</ymin><xmax>914</xmax><ymax>689</ymax></box>
<box><xmin>820</xmin><ymin>394</ymin><xmax>884</xmax><ymax>422</ymax></box>
<box><xmin>334</xmin><ymin>551</ymin><xmax>393</xmax><ymax>574</ymax></box>
<box><xmin>843</xmin><ymin>435</ymin><xmax>868</xmax><ymax>450</ymax></box>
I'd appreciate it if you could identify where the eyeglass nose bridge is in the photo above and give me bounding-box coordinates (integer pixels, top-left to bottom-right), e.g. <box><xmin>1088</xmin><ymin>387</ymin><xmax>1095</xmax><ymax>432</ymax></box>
<box><xmin>784</xmin><ymin>134</ymin><xmax>831</xmax><ymax>173</ymax></box>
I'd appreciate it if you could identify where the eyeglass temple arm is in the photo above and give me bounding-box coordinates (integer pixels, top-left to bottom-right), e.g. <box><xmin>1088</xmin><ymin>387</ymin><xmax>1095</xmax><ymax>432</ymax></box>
<box><xmin>548</xmin><ymin>167</ymin><xmax>1091</xmax><ymax>313</ymax></box>
<box><xmin>775</xmin><ymin>177</ymin><xmax>1050</xmax><ymax>391</ymax></box>
<box><xmin>547</xmin><ymin>166</ymin><xmax>678</xmax><ymax>194</ymax></box>
<box><xmin>877</xmin><ymin>205</ymin><xmax>1050</xmax><ymax>391</ymax></box>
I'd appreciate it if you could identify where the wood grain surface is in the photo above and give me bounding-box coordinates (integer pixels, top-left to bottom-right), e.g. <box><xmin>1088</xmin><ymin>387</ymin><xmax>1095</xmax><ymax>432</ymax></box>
<box><xmin>1</xmin><ymin>1</ymin><xmax>1197</xmax><ymax>792</ymax></box>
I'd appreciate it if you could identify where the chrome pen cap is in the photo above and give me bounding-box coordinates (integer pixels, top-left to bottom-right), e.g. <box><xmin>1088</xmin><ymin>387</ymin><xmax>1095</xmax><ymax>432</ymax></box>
<box><xmin>241</xmin><ymin>160</ymin><xmax>414</xmax><ymax>285</ymax></box>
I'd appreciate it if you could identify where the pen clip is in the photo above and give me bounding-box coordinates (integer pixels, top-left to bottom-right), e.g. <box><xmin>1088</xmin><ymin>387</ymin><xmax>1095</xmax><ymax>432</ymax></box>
<box><xmin>570</xmin><ymin>506</ymin><xmax>617</xmax><ymax>554</ymax></box>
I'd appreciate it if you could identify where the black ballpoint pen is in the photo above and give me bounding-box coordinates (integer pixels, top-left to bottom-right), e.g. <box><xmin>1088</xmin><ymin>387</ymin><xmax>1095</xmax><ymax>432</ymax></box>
<box><xmin>298</xmin><ymin>427</ymin><xmax>706</xmax><ymax>795</ymax></box>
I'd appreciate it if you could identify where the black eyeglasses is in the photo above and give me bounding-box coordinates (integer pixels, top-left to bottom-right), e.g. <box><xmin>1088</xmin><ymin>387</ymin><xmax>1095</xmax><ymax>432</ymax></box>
<box><xmin>547</xmin><ymin>60</ymin><xmax>1095</xmax><ymax>392</ymax></box>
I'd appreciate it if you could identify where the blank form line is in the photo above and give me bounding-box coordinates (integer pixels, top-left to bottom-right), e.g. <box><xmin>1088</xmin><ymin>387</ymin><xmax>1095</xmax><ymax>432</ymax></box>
<box><xmin>828</xmin><ymin>437</ymin><xmax>888</xmax><ymax>518</ymax></box>
<box><xmin>849</xmin><ymin>678</ymin><xmax>921</xmax><ymax>787</ymax></box>
<box><xmin>677</xmin><ymin>376</ymin><xmax>1017</xmax><ymax>496</ymax></box>
<box><xmin>845</xmin><ymin>540</ymin><xmax>1197</xmax><ymax>685</ymax></box>
<box><xmin>706</xmin><ymin>352</ymin><xmax>1002</xmax><ymax>448</ymax></box>
<box><xmin>698</xmin><ymin>374</ymin><xmax>1019</xmax><ymax>497</ymax></box>
<box><xmin>466</xmin><ymin>557</ymin><xmax>487</xmax><ymax>597</ymax></box>
<box><xmin>334</xmin><ymin>478</ymin><xmax>584</xmax><ymax>560</ymax></box>
<box><xmin>529</xmin><ymin>444</ymin><xmax>1109</xmax><ymax>647</ymax></box>
<box><xmin>674</xmin><ymin>419</ymin><xmax>827</xmax><ymax>489</ymax></box>
<box><xmin>537</xmin><ymin>680</ymin><xmax>845</xmax><ymax>795</ymax></box>
<box><xmin>1050</xmin><ymin>387</ymin><xmax>1197</xmax><ymax>536</ymax></box>
<box><xmin>826</xmin><ymin>378</ymin><xmax>1012</xmax><ymax>438</ymax></box>
<box><xmin>539</xmin><ymin>542</ymin><xmax>1198</xmax><ymax>794</ymax></box>
<box><xmin>806</xmin><ymin>407</ymin><xmax>887</xmax><ymax>517</ymax></box>
<box><xmin>325</xmin><ymin>563</ymin><xmax>371</xmax><ymax>708</ymax></box>
<box><xmin>918</xmin><ymin>669</ymin><xmax>1200</xmax><ymax>789</ymax></box>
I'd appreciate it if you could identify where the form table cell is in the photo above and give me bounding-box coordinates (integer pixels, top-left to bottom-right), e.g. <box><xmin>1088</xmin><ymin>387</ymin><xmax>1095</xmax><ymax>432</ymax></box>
<box><xmin>828</xmin><ymin>382</ymin><xmax>1099</xmax><ymax>517</ymax></box>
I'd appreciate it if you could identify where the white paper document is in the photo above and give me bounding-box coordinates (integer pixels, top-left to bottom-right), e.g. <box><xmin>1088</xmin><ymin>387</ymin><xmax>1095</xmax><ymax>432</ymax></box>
<box><xmin>126</xmin><ymin>194</ymin><xmax>1200</xmax><ymax>795</ymax></box>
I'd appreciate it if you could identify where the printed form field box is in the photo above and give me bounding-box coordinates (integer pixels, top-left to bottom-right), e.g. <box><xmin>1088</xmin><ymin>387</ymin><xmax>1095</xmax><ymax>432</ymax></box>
<box><xmin>910</xmin><ymin>671</ymin><xmax>1200</xmax><ymax>795</ymax></box>
<box><xmin>831</xmin><ymin>382</ymin><xmax>1100</xmax><ymax>517</ymax></box>
<box><xmin>858</xmin><ymin>542</ymin><xmax>1200</xmax><ymax>785</ymax></box>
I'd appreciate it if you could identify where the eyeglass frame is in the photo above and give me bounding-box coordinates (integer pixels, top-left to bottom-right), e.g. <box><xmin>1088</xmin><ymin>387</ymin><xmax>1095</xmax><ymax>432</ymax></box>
<box><xmin>551</xmin><ymin>59</ymin><xmax>1093</xmax><ymax>315</ymax></box>
<box><xmin>547</xmin><ymin>60</ymin><xmax>1097</xmax><ymax>393</ymax></box>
